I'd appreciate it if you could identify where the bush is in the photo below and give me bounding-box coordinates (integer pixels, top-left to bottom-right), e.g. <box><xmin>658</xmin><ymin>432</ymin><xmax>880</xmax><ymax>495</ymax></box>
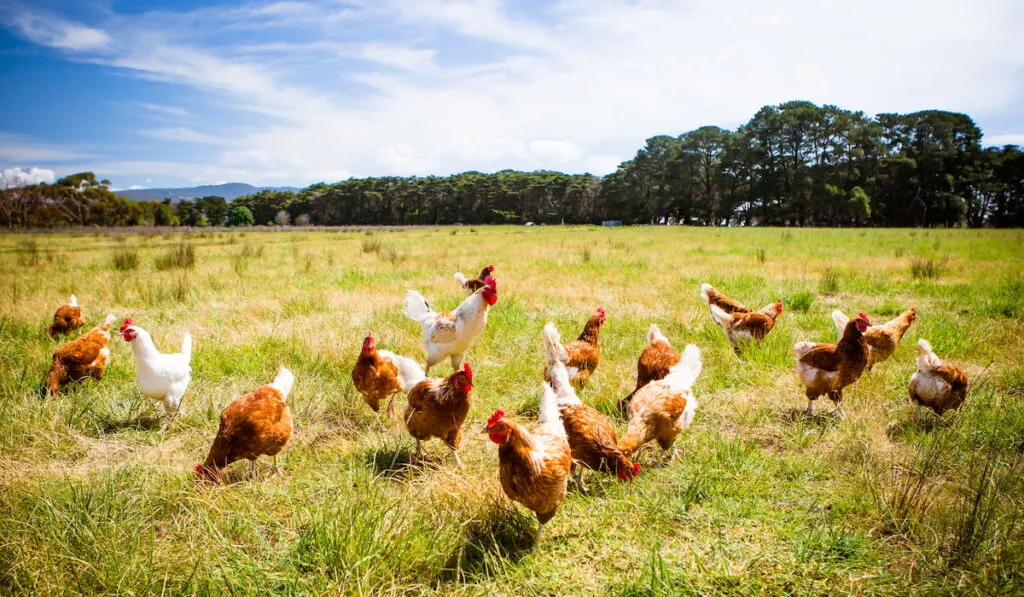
<box><xmin>155</xmin><ymin>244</ymin><xmax>196</xmax><ymax>270</ymax></box>
<box><xmin>228</xmin><ymin>206</ymin><xmax>254</xmax><ymax>227</ymax></box>
<box><xmin>111</xmin><ymin>248</ymin><xmax>139</xmax><ymax>271</ymax></box>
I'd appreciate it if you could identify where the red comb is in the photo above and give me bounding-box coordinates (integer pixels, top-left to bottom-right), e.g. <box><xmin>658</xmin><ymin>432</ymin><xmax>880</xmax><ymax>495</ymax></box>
<box><xmin>483</xmin><ymin>275</ymin><xmax>497</xmax><ymax>291</ymax></box>
<box><xmin>858</xmin><ymin>312</ymin><xmax>868</xmax><ymax>321</ymax></box>
<box><xmin>462</xmin><ymin>362</ymin><xmax>474</xmax><ymax>382</ymax></box>
<box><xmin>119</xmin><ymin>317</ymin><xmax>134</xmax><ymax>332</ymax></box>
<box><xmin>633</xmin><ymin>462</ymin><xmax>641</xmax><ymax>475</ymax></box>
<box><xmin>486</xmin><ymin>264</ymin><xmax>495</xmax><ymax>271</ymax></box>
<box><xmin>194</xmin><ymin>464</ymin><xmax>203</xmax><ymax>472</ymax></box>
<box><xmin>487</xmin><ymin>409</ymin><xmax>505</xmax><ymax>427</ymax></box>
<box><xmin>597</xmin><ymin>307</ymin><xmax>606</xmax><ymax>315</ymax></box>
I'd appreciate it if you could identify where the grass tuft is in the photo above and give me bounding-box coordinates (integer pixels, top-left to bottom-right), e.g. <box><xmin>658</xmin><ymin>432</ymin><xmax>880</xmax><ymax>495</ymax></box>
<box><xmin>155</xmin><ymin>243</ymin><xmax>196</xmax><ymax>270</ymax></box>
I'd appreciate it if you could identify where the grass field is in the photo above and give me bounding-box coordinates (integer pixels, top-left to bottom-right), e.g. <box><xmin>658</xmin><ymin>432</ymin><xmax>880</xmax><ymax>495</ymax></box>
<box><xmin>1</xmin><ymin>226</ymin><xmax>1023</xmax><ymax>595</ymax></box>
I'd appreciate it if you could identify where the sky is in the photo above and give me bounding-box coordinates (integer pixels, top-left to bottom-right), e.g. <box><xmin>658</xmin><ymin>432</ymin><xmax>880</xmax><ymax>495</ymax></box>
<box><xmin>1</xmin><ymin>0</ymin><xmax>1023</xmax><ymax>190</ymax></box>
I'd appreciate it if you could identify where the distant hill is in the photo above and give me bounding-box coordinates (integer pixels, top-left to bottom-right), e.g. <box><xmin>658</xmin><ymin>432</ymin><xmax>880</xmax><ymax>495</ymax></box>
<box><xmin>116</xmin><ymin>183</ymin><xmax>301</xmax><ymax>202</ymax></box>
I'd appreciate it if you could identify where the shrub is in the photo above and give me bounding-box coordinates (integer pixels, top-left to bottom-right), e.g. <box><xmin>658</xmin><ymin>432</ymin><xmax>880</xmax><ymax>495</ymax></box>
<box><xmin>155</xmin><ymin>244</ymin><xmax>196</xmax><ymax>271</ymax></box>
<box><xmin>111</xmin><ymin>248</ymin><xmax>140</xmax><ymax>271</ymax></box>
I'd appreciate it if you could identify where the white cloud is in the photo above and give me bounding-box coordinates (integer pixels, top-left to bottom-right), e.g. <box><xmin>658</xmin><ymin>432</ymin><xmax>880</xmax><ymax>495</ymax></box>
<box><xmin>360</xmin><ymin>44</ymin><xmax>437</xmax><ymax>72</ymax></box>
<box><xmin>4</xmin><ymin>0</ymin><xmax>1024</xmax><ymax>187</ymax></box>
<box><xmin>985</xmin><ymin>133</ymin><xmax>1024</xmax><ymax>147</ymax></box>
<box><xmin>144</xmin><ymin>127</ymin><xmax>227</xmax><ymax>145</ymax></box>
<box><xmin>0</xmin><ymin>133</ymin><xmax>87</xmax><ymax>162</ymax></box>
<box><xmin>1</xmin><ymin>166</ymin><xmax>56</xmax><ymax>189</ymax></box>
<box><xmin>12</xmin><ymin>12</ymin><xmax>111</xmax><ymax>52</ymax></box>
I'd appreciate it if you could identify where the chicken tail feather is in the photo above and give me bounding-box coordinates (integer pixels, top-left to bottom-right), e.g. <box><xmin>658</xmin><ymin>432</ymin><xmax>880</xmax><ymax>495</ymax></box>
<box><xmin>453</xmin><ymin>272</ymin><xmax>469</xmax><ymax>289</ymax></box>
<box><xmin>831</xmin><ymin>309</ymin><xmax>849</xmax><ymax>338</ymax></box>
<box><xmin>542</xmin><ymin>322</ymin><xmax>568</xmax><ymax>365</ymax></box>
<box><xmin>917</xmin><ymin>338</ymin><xmax>942</xmax><ymax>371</ymax></box>
<box><xmin>665</xmin><ymin>344</ymin><xmax>702</xmax><ymax>390</ymax></box>
<box><xmin>647</xmin><ymin>323</ymin><xmax>668</xmax><ymax>346</ymax></box>
<box><xmin>549</xmin><ymin>360</ymin><xmax>581</xmax><ymax>407</ymax></box>
<box><xmin>403</xmin><ymin>290</ymin><xmax>432</xmax><ymax>322</ymax></box>
<box><xmin>392</xmin><ymin>353</ymin><xmax>426</xmax><ymax>393</ymax></box>
<box><xmin>180</xmin><ymin>333</ymin><xmax>192</xmax><ymax>362</ymax></box>
<box><xmin>270</xmin><ymin>366</ymin><xmax>295</xmax><ymax>401</ymax></box>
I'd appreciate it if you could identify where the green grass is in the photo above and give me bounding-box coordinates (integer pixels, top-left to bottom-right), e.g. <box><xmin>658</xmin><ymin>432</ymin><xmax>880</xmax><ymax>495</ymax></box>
<box><xmin>1</xmin><ymin>226</ymin><xmax>1023</xmax><ymax>595</ymax></box>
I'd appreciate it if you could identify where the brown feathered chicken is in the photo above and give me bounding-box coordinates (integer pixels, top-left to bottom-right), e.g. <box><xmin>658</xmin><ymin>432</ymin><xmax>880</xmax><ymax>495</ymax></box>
<box><xmin>542</xmin><ymin>308</ymin><xmax>606</xmax><ymax>390</ymax></box>
<box><xmin>548</xmin><ymin>359</ymin><xmax>639</xmax><ymax>481</ymax></box>
<box><xmin>48</xmin><ymin>294</ymin><xmax>84</xmax><ymax>338</ymax></box>
<box><xmin>454</xmin><ymin>264</ymin><xmax>496</xmax><ymax>294</ymax></box>
<box><xmin>195</xmin><ymin>367</ymin><xmax>295</xmax><ymax>483</ymax></box>
<box><xmin>403</xmin><ymin>363</ymin><xmax>473</xmax><ymax>466</ymax></box>
<box><xmin>795</xmin><ymin>314</ymin><xmax>870</xmax><ymax>416</ymax></box>
<box><xmin>832</xmin><ymin>308</ymin><xmax>917</xmax><ymax>370</ymax></box>
<box><xmin>709</xmin><ymin>300</ymin><xmax>784</xmax><ymax>350</ymax></box>
<box><xmin>484</xmin><ymin>386</ymin><xmax>573</xmax><ymax>531</ymax></box>
<box><xmin>909</xmin><ymin>339</ymin><xmax>969</xmax><ymax>422</ymax></box>
<box><xmin>351</xmin><ymin>334</ymin><xmax>424</xmax><ymax>420</ymax></box>
<box><xmin>618</xmin><ymin>324</ymin><xmax>679</xmax><ymax>414</ymax></box>
<box><xmin>619</xmin><ymin>344</ymin><xmax>702</xmax><ymax>460</ymax></box>
<box><xmin>700</xmin><ymin>283</ymin><xmax>751</xmax><ymax>314</ymax></box>
<box><xmin>46</xmin><ymin>314</ymin><xmax>117</xmax><ymax>397</ymax></box>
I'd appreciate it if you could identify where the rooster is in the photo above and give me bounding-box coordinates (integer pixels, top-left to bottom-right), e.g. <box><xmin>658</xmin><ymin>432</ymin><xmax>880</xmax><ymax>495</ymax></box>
<box><xmin>700</xmin><ymin>283</ymin><xmax>751</xmax><ymax>314</ymax></box>
<box><xmin>46</xmin><ymin>314</ymin><xmax>117</xmax><ymax>397</ymax></box>
<box><xmin>404</xmin><ymin>276</ymin><xmax>498</xmax><ymax>376</ymax></box>
<box><xmin>483</xmin><ymin>386</ymin><xmax>573</xmax><ymax>532</ymax></box>
<box><xmin>403</xmin><ymin>363</ymin><xmax>473</xmax><ymax>466</ymax></box>
<box><xmin>832</xmin><ymin>308</ymin><xmax>916</xmax><ymax>370</ymax></box>
<box><xmin>120</xmin><ymin>318</ymin><xmax>192</xmax><ymax>416</ymax></box>
<box><xmin>48</xmin><ymin>294</ymin><xmax>84</xmax><ymax>338</ymax></box>
<box><xmin>795</xmin><ymin>313</ymin><xmax>870</xmax><ymax>417</ymax></box>
<box><xmin>549</xmin><ymin>359</ymin><xmax>639</xmax><ymax>482</ymax></box>
<box><xmin>618</xmin><ymin>324</ymin><xmax>679</xmax><ymax>414</ymax></box>
<box><xmin>619</xmin><ymin>344</ymin><xmax>702</xmax><ymax>461</ymax></box>
<box><xmin>351</xmin><ymin>334</ymin><xmax>424</xmax><ymax>420</ymax></box>
<box><xmin>708</xmin><ymin>300</ymin><xmax>783</xmax><ymax>350</ymax></box>
<box><xmin>454</xmin><ymin>264</ymin><xmax>495</xmax><ymax>294</ymax></box>
<box><xmin>908</xmin><ymin>339</ymin><xmax>969</xmax><ymax>422</ymax></box>
<box><xmin>542</xmin><ymin>307</ymin><xmax>606</xmax><ymax>390</ymax></box>
<box><xmin>195</xmin><ymin>367</ymin><xmax>295</xmax><ymax>483</ymax></box>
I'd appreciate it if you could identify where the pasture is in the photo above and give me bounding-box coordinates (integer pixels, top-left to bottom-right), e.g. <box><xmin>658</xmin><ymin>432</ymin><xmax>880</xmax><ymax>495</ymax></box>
<box><xmin>1</xmin><ymin>226</ymin><xmax>1023</xmax><ymax>595</ymax></box>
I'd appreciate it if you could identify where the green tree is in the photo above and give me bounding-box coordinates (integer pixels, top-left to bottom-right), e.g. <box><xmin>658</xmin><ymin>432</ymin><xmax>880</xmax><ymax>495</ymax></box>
<box><xmin>228</xmin><ymin>205</ymin><xmax>254</xmax><ymax>226</ymax></box>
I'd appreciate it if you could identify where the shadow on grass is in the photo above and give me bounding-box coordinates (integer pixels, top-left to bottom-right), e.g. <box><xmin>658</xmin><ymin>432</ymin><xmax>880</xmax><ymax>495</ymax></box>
<box><xmin>362</xmin><ymin>445</ymin><xmax>443</xmax><ymax>480</ymax></box>
<box><xmin>886</xmin><ymin>415</ymin><xmax>950</xmax><ymax>441</ymax></box>
<box><xmin>779</xmin><ymin>407</ymin><xmax>843</xmax><ymax>428</ymax></box>
<box><xmin>440</xmin><ymin>506</ymin><xmax>537</xmax><ymax>583</ymax></box>
<box><xmin>98</xmin><ymin>413</ymin><xmax>164</xmax><ymax>433</ymax></box>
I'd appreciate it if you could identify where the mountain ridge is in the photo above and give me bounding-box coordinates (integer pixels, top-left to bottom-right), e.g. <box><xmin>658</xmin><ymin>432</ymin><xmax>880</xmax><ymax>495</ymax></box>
<box><xmin>117</xmin><ymin>182</ymin><xmax>300</xmax><ymax>202</ymax></box>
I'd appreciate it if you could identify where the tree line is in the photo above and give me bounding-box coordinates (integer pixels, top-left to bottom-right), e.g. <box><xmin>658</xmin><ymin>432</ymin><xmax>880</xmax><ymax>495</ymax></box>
<box><xmin>2</xmin><ymin>100</ymin><xmax>1022</xmax><ymax>228</ymax></box>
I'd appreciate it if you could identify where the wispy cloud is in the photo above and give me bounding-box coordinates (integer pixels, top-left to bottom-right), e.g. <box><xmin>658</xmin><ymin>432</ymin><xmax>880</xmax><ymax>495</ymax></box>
<box><xmin>2</xmin><ymin>0</ymin><xmax>1023</xmax><ymax>187</ymax></box>
<box><xmin>0</xmin><ymin>133</ymin><xmax>89</xmax><ymax>162</ymax></box>
<box><xmin>10</xmin><ymin>10</ymin><xmax>111</xmax><ymax>52</ymax></box>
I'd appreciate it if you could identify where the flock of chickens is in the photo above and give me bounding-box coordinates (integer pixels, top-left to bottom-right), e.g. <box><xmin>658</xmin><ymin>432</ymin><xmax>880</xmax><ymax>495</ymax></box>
<box><xmin>41</xmin><ymin>268</ymin><xmax>969</xmax><ymax>533</ymax></box>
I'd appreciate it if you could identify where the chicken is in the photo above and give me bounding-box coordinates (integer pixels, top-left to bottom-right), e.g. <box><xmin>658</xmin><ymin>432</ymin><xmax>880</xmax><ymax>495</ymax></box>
<box><xmin>46</xmin><ymin>314</ymin><xmax>117</xmax><ymax>397</ymax></box>
<box><xmin>404</xmin><ymin>276</ymin><xmax>498</xmax><ymax>376</ymax></box>
<box><xmin>795</xmin><ymin>313</ymin><xmax>870</xmax><ymax>416</ymax></box>
<box><xmin>483</xmin><ymin>384</ymin><xmax>573</xmax><ymax>531</ymax></box>
<box><xmin>549</xmin><ymin>359</ymin><xmax>639</xmax><ymax>481</ymax></box>
<box><xmin>195</xmin><ymin>367</ymin><xmax>295</xmax><ymax>483</ymax></box>
<box><xmin>120</xmin><ymin>318</ymin><xmax>192</xmax><ymax>415</ymax></box>
<box><xmin>453</xmin><ymin>264</ymin><xmax>495</xmax><ymax>294</ymax></box>
<box><xmin>403</xmin><ymin>363</ymin><xmax>473</xmax><ymax>467</ymax></box>
<box><xmin>351</xmin><ymin>334</ymin><xmax>424</xmax><ymax>420</ymax></box>
<box><xmin>908</xmin><ymin>339</ymin><xmax>968</xmax><ymax>422</ymax></box>
<box><xmin>618</xmin><ymin>324</ymin><xmax>680</xmax><ymax>414</ymax></box>
<box><xmin>700</xmin><ymin>283</ymin><xmax>750</xmax><ymax>314</ymax></box>
<box><xmin>708</xmin><ymin>300</ymin><xmax>783</xmax><ymax>350</ymax></box>
<box><xmin>619</xmin><ymin>344</ymin><xmax>702</xmax><ymax>460</ymax></box>
<box><xmin>542</xmin><ymin>308</ymin><xmax>606</xmax><ymax>390</ymax></box>
<box><xmin>832</xmin><ymin>308</ymin><xmax>917</xmax><ymax>370</ymax></box>
<box><xmin>48</xmin><ymin>294</ymin><xmax>84</xmax><ymax>338</ymax></box>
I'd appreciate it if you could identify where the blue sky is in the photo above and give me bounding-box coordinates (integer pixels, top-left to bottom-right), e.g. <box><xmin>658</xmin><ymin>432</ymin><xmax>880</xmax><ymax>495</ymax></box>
<box><xmin>1</xmin><ymin>0</ymin><xmax>1023</xmax><ymax>190</ymax></box>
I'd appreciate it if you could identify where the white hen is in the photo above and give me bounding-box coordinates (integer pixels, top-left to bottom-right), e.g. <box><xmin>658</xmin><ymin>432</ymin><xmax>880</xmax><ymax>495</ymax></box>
<box><xmin>120</xmin><ymin>318</ymin><xmax>192</xmax><ymax>415</ymax></box>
